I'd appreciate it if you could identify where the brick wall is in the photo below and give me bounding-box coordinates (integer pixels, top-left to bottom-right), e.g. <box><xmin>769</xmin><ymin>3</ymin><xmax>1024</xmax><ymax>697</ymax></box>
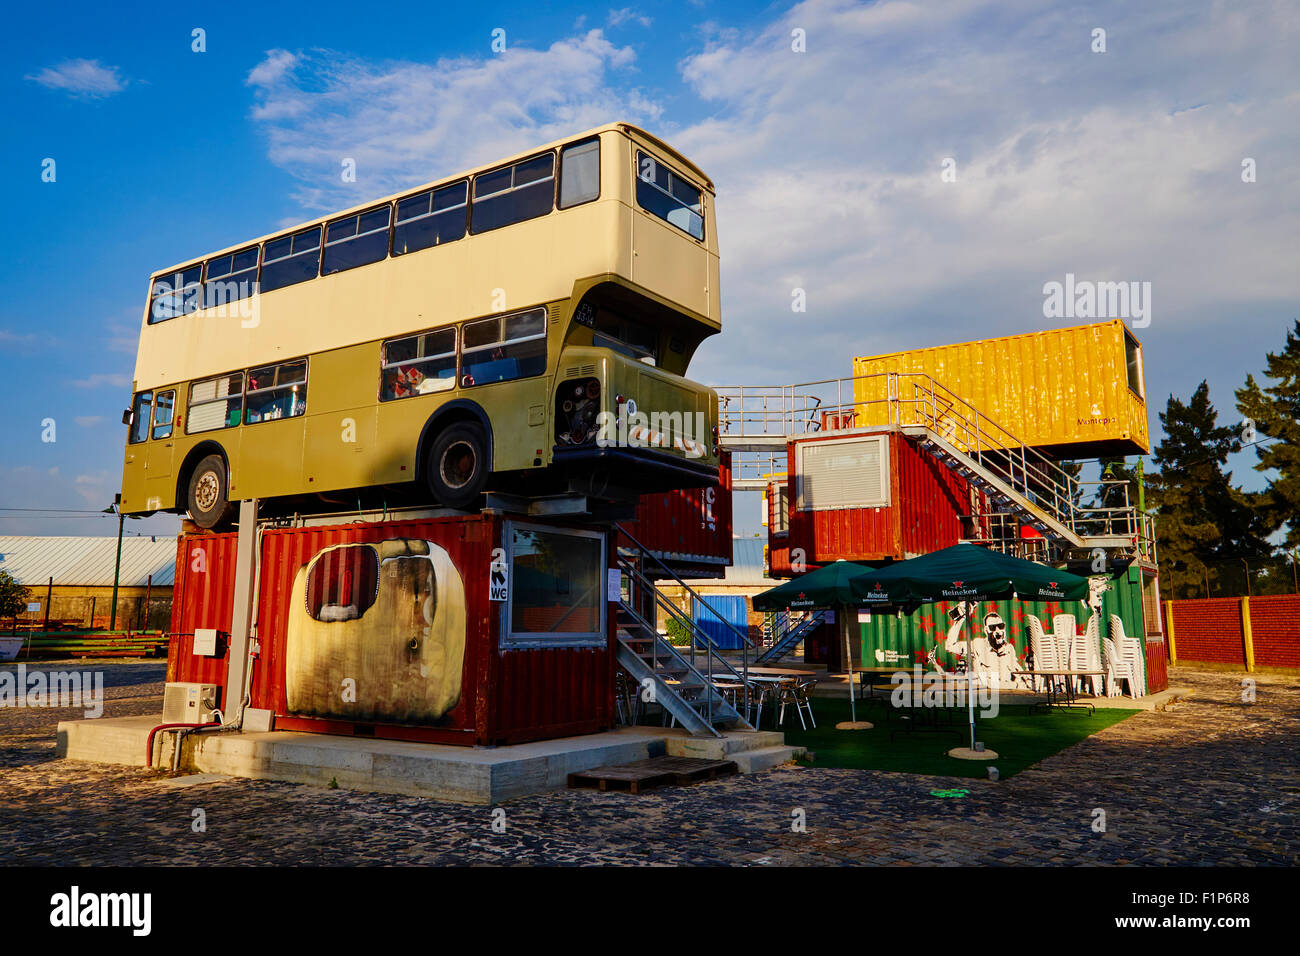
<box><xmin>1163</xmin><ymin>594</ymin><xmax>1300</xmax><ymax>670</ymax></box>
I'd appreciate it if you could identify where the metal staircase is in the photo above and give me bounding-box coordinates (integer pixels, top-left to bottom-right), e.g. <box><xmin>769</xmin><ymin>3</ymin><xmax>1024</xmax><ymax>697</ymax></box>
<box><xmin>615</xmin><ymin>526</ymin><xmax>754</xmax><ymax>737</ymax></box>
<box><xmin>717</xmin><ymin>372</ymin><xmax>1155</xmax><ymax>561</ymax></box>
<box><xmin>755</xmin><ymin>610</ymin><xmax>825</xmax><ymax>665</ymax></box>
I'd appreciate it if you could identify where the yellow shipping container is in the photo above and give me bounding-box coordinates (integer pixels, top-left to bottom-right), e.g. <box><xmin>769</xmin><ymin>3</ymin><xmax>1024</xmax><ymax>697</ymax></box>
<box><xmin>852</xmin><ymin>319</ymin><xmax>1149</xmax><ymax>458</ymax></box>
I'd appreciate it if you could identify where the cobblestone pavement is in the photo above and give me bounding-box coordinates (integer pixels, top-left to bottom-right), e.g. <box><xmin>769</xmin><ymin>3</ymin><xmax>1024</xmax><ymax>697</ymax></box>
<box><xmin>0</xmin><ymin>663</ymin><xmax>1296</xmax><ymax>865</ymax></box>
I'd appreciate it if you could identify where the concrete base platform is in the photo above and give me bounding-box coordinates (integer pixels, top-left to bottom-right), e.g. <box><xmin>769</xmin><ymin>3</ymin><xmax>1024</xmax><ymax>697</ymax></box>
<box><xmin>56</xmin><ymin>716</ymin><xmax>802</xmax><ymax>804</ymax></box>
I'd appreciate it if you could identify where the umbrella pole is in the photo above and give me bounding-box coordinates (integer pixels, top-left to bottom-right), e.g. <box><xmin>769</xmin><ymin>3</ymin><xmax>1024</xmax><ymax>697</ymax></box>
<box><xmin>966</xmin><ymin>612</ymin><xmax>976</xmax><ymax>751</ymax></box>
<box><xmin>844</xmin><ymin>606</ymin><xmax>856</xmax><ymax>724</ymax></box>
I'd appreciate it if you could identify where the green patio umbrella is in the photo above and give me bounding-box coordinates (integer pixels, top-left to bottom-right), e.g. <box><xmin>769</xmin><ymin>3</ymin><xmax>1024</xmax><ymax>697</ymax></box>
<box><xmin>753</xmin><ymin>559</ymin><xmax>877</xmax><ymax>725</ymax></box>
<box><xmin>849</xmin><ymin>544</ymin><xmax>1091</xmax><ymax>756</ymax></box>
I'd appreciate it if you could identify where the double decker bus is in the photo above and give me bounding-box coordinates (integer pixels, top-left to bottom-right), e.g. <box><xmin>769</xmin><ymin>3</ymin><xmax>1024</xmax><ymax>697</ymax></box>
<box><xmin>121</xmin><ymin>123</ymin><xmax>722</xmax><ymax>528</ymax></box>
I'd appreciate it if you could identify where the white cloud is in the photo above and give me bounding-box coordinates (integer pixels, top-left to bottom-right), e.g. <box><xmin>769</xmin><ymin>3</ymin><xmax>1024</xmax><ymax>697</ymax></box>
<box><xmin>26</xmin><ymin>59</ymin><xmax>126</xmax><ymax>97</ymax></box>
<box><xmin>608</xmin><ymin>8</ymin><xmax>653</xmax><ymax>28</ymax></box>
<box><xmin>673</xmin><ymin>0</ymin><xmax>1300</xmax><ymax>386</ymax></box>
<box><xmin>72</xmin><ymin>373</ymin><xmax>131</xmax><ymax>390</ymax></box>
<box><xmin>246</xmin><ymin>32</ymin><xmax>652</xmax><ymax>211</ymax></box>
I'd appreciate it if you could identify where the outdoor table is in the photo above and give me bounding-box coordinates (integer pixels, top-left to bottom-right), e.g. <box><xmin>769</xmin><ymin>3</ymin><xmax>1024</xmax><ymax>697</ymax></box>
<box><xmin>876</xmin><ymin>673</ymin><xmax>967</xmax><ymax>741</ymax></box>
<box><xmin>1021</xmin><ymin>670</ymin><xmax>1106</xmax><ymax>715</ymax></box>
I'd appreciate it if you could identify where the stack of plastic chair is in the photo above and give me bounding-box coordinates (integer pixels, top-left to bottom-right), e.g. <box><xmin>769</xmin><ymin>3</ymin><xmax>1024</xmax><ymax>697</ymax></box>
<box><xmin>1100</xmin><ymin>637</ymin><xmax>1127</xmax><ymax>697</ymax></box>
<box><xmin>1025</xmin><ymin>615</ymin><xmax>1056</xmax><ymax>693</ymax></box>
<box><xmin>1111</xmin><ymin>615</ymin><xmax>1148</xmax><ymax>698</ymax></box>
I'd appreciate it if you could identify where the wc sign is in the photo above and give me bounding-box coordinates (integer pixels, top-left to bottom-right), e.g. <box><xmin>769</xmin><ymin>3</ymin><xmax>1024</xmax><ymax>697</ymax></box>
<box><xmin>489</xmin><ymin>549</ymin><xmax>508</xmax><ymax>602</ymax></box>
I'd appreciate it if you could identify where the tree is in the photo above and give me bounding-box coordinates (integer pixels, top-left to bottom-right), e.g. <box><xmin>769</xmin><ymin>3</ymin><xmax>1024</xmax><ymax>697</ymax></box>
<box><xmin>0</xmin><ymin>570</ymin><xmax>31</xmax><ymax>620</ymax></box>
<box><xmin>1147</xmin><ymin>382</ymin><xmax>1273</xmax><ymax>598</ymax></box>
<box><xmin>1236</xmin><ymin>319</ymin><xmax>1300</xmax><ymax>549</ymax></box>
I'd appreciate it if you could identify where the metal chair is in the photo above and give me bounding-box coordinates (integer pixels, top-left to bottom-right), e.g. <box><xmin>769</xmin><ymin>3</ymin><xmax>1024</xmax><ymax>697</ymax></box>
<box><xmin>777</xmin><ymin>678</ymin><xmax>817</xmax><ymax>730</ymax></box>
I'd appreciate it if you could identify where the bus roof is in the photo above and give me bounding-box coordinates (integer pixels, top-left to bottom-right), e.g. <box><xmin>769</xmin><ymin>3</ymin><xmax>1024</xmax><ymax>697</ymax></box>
<box><xmin>151</xmin><ymin>122</ymin><xmax>713</xmax><ymax>280</ymax></box>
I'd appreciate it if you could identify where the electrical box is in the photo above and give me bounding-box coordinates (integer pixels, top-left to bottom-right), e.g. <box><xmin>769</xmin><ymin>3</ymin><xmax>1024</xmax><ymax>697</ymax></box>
<box><xmin>162</xmin><ymin>682</ymin><xmax>220</xmax><ymax>724</ymax></box>
<box><xmin>192</xmin><ymin>628</ymin><xmax>219</xmax><ymax>656</ymax></box>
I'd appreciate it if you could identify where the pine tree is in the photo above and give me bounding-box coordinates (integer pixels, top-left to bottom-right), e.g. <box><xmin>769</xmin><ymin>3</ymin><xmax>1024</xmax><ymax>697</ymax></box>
<box><xmin>1236</xmin><ymin>319</ymin><xmax>1300</xmax><ymax>549</ymax></box>
<box><xmin>1148</xmin><ymin>382</ymin><xmax>1272</xmax><ymax>598</ymax></box>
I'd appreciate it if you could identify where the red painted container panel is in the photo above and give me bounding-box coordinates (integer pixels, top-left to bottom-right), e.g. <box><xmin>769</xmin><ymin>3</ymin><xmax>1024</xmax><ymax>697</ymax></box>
<box><xmin>784</xmin><ymin>430</ymin><xmax>977</xmax><ymax>566</ymax></box>
<box><xmin>622</xmin><ymin>450</ymin><xmax>732</xmax><ymax>574</ymax></box>
<box><xmin>168</xmin><ymin>514</ymin><xmax>616</xmax><ymax>746</ymax></box>
<box><xmin>167</xmin><ymin>531</ymin><xmax>240</xmax><ymax>692</ymax></box>
<box><xmin>1144</xmin><ymin>636</ymin><xmax>1169</xmax><ymax>693</ymax></box>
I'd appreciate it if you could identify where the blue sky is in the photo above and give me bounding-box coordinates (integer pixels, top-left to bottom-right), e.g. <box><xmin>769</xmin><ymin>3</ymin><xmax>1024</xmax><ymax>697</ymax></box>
<box><xmin>1</xmin><ymin>0</ymin><xmax>1296</xmax><ymax>538</ymax></box>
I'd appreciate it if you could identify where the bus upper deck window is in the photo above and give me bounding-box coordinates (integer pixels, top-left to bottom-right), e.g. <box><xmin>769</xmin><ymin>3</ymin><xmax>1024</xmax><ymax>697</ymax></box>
<box><xmin>393</xmin><ymin>182</ymin><xmax>467</xmax><ymax>256</ymax></box>
<box><xmin>260</xmin><ymin>227</ymin><xmax>321</xmax><ymax>293</ymax></box>
<box><xmin>635</xmin><ymin>150</ymin><xmax>704</xmax><ymax>240</ymax></box>
<box><xmin>559</xmin><ymin>139</ymin><xmax>600</xmax><ymax>208</ymax></box>
<box><xmin>323</xmin><ymin>206</ymin><xmax>392</xmax><ymax>275</ymax></box>
<box><xmin>471</xmin><ymin>154</ymin><xmax>554</xmax><ymax>234</ymax></box>
<box><xmin>148</xmin><ymin>265</ymin><xmax>202</xmax><ymax>324</ymax></box>
<box><xmin>204</xmin><ymin>248</ymin><xmax>258</xmax><ymax>309</ymax></box>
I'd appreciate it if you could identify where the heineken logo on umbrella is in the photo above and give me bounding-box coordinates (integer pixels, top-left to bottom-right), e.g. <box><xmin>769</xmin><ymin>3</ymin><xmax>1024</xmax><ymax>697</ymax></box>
<box><xmin>861</xmin><ymin>581</ymin><xmax>891</xmax><ymax>601</ymax></box>
<box><xmin>941</xmin><ymin>579</ymin><xmax>979</xmax><ymax>597</ymax></box>
<box><xmin>1038</xmin><ymin>583</ymin><xmax>1066</xmax><ymax>598</ymax></box>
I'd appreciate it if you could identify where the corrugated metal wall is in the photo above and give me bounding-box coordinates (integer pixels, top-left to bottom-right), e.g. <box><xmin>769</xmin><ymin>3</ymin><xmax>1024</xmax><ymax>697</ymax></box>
<box><xmin>622</xmin><ymin>450</ymin><xmax>733</xmax><ymax>573</ymax></box>
<box><xmin>859</xmin><ymin>564</ymin><xmax>1150</xmax><ymax>680</ymax></box>
<box><xmin>168</xmin><ymin>515</ymin><xmax>615</xmax><ymax>746</ymax></box>
<box><xmin>784</xmin><ymin>431</ymin><xmax>976</xmax><ymax>565</ymax></box>
<box><xmin>167</xmin><ymin>531</ymin><xmax>240</xmax><ymax>690</ymax></box>
<box><xmin>691</xmin><ymin>593</ymin><xmax>749</xmax><ymax>649</ymax></box>
<box><xmin>852</xmin><ymin>319</ymin><xmax>1149</xmax><ymax>456</ymax></box>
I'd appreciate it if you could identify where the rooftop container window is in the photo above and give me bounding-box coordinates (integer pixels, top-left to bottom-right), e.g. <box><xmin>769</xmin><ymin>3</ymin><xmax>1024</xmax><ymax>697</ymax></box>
<box><xmin>1124</xmin><ymin>329</ymin><xmax>1144</xmax><ymax>398</ymax></box>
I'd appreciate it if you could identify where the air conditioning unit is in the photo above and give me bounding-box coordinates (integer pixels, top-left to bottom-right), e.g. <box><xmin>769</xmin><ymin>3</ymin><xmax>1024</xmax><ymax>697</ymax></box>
<box><xmin>162</xmin><ymin>682</ymin><xmax>220</xmax><ymax>724</ymax></box>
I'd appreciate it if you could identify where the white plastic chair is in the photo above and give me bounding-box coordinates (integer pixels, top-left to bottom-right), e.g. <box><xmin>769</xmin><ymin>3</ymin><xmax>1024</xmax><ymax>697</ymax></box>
<box><xmin>1025</xmin><ymin>615</ymin><xmax>1058</xmax><ymax>693</ymax></box>
<box><xmin>1101</xmin><ymin>637</ymin><xmax>1127</xmax><ymax>698</ymax></box>
<box><xmin>1110</xmin><ymin>615</ymin><xmax>1147</xmax><ymax>698</ymax></box>
<box><xmin>1077</xmin><ymin>615</ymin><xmax>1104</xmax><ymax>696</ymax></box>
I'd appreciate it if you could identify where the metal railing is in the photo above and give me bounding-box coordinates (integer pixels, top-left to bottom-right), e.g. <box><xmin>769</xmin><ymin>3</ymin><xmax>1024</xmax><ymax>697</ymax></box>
<box><xmin>615</xmin><ymin>524</ymin><xmax>751</xmax><ymax>721</ymax></box>
<box><xmin>718</xmin><ymin>373</ymin><xmax>1154</xmax><ymax>554</ymax></box>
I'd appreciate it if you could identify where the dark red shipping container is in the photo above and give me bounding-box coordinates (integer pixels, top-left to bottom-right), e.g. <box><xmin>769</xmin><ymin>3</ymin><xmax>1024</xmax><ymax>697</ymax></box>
<box><xmin>169</xmin><ymin>513</ymin><xmax>615</xmax><ymax>747</ymax></box>
<box><xmin>620</xmin><ymin>450</ymin><xmax>732</xmax><ymax>578</ymax></box>
<box><xmin>772</xmin><ymin>428</ymin><xmax>981</xmax><ymax>570</ymax></box>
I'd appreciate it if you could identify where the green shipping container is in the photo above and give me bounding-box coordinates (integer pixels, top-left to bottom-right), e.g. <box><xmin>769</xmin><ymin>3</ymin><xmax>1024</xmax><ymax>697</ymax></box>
<box><xmin>859</xmin><ymin>562</ymin><xmax>1148</xmax><ymax>676</ymax></box>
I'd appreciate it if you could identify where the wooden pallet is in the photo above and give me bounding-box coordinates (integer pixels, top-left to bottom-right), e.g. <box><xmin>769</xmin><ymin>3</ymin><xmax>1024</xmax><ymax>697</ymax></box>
<box><xmin>568</xmin><ymin>756</ymin><xmax>738</xmax><ymax>794</ymax></box>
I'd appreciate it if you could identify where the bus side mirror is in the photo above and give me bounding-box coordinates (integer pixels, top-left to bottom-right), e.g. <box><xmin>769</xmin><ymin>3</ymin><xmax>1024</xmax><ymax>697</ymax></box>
<box><xmin>122</xmin><ymin>409</ymin><xmax>134</xmax><ymax>426</ymax></box>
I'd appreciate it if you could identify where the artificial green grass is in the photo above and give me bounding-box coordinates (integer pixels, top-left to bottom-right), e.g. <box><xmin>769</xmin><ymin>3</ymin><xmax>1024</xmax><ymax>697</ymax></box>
<box><xmin>779</xmin><ymin>697</ymin><xmax>1135</xmax><ymax>779</ymax></box>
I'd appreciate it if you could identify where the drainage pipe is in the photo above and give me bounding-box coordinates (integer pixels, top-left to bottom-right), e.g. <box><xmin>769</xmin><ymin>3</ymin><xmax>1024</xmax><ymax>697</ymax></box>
<box><xmin>145</xmin><ymin>721</ymin><xmax>218</xmax><ymax>768</ymax></box>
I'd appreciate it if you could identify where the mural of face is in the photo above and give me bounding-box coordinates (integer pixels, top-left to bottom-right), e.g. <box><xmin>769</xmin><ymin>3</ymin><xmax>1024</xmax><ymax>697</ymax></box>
<box><xmin>284</xmin><ymin>538</ymin><xmax>467</xmax><ymax>724</ymax></box>
<box><xmin>983</xmin><ymin>613</ymin><xmax>1009</xmax><ymax>652</ymax></box>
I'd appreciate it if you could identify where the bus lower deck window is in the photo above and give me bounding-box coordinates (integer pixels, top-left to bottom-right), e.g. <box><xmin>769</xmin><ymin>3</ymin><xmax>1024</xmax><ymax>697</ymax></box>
<box><xmin>188</xmin><ymin>373</ymin><xmax>244</xmax><ymax>433</ymax></box>
<box><xmin>128</xmin><ymin>392</ymin><xmax>153</xmax><ymax>443</ymax></box>
<box><xmin>461</xmin><ymin>309</ymin><xmax>547</xmax><ymax>386</ymax></box>
<box><xmin>245</xmin><ymin>360</ymin><xmax>307</xmax><ymax>424</ymax></box>
<box><xmin>381</xmin><ymin>328</ymin><xmax>457</xmax><ymax>400</ymax></box>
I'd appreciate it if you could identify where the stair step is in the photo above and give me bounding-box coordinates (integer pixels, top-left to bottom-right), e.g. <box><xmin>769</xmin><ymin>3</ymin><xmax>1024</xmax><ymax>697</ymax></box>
<box><xmin>728</xmin><ymin>745</ymin><xmax>804</xmax><ymax>774</ymax></box>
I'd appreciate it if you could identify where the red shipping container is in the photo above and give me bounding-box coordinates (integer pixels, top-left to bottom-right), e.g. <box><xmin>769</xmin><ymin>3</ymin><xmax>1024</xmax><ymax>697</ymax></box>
<box><xmin>169</xmin><ymin>513</ymin><xmax>615</xmax><ymax>746</ymax></box>
<box><xmin>774</xmin><ymin>428</ymin><xmax>981</xmax><ymax>570</ymax></box>
<box><xmin>620</xmin><ymin>449</ymin><xmax>732</xmax><ymax>578</ymax></box>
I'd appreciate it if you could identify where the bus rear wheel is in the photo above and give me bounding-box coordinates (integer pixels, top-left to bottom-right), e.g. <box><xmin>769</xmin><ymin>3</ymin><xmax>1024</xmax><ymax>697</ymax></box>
<box><xmin>187</xmin><ymin>454</ymin><xmax>235</xmax><ymax>530</ymax></box>
<box><xmin>427</xmin><ymin>423</ymin><xmax>488</xmax><ymax>510</ymax></box>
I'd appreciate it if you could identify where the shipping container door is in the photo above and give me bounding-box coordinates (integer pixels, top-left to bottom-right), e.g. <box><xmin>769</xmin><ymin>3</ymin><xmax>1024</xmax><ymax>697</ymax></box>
<box><xmin>691</xmin><ymin>593</ymin><xmax>749</xmax><ymax>650</ymax></box>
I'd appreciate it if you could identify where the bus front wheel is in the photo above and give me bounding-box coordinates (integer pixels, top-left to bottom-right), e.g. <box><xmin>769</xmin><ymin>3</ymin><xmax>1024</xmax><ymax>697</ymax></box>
<box><xmin>187</xmin><ymin>454</ymin><xmax>235</xmax><ymax>530</ymax></box>
<box><xmin>427</xmin><ymin>423</ymin><xmax>488</xmax><ymax>510</ymax></box>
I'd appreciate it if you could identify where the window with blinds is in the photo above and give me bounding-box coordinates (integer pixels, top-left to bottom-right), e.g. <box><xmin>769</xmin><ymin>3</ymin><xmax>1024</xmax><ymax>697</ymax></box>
<box><xmin>795</xmin><ymin>435</ymin><xmax>890</xmax><ymax>511</ymax></box>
